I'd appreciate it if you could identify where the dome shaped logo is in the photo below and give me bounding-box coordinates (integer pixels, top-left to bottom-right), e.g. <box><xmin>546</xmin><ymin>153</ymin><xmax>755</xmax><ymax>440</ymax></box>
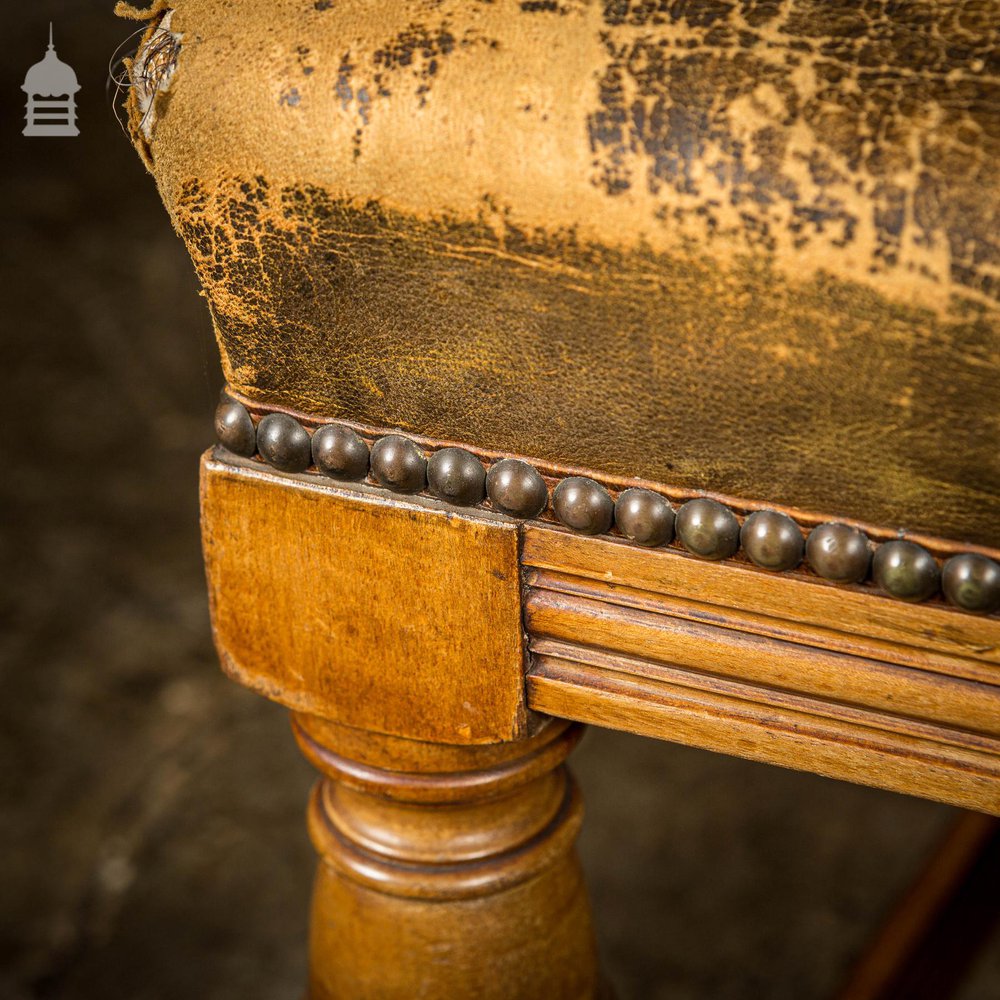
<box><xmin>22</xmin><ymin>24</ymin><xmax>80</xmax><ymax>137</ymax></box>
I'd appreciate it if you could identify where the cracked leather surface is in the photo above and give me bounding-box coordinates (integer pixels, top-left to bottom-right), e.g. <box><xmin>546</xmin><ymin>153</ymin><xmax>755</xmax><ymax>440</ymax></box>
<box><xmin>125</xmin><ymin>0</ymin><xmax>1000</xmax><ymax>546</ymax></box>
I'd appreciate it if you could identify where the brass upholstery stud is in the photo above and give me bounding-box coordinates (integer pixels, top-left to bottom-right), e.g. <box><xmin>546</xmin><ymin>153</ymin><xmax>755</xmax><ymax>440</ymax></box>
<box><xmin>873</xmin><ymin>540</ymin><xmax>940</xmax><ymax>603</ymax></box>
<box><xmin>214</xmin><ymin>398</ymin><xmax>257</xmax><ymax>458</ymax></box>
<box><xmin>312</xmin><ymin>424</ymin><xmax>370</xmax><ymax>482</ymax></box>
<box><xmin>486</xmin><ymin>459</ymin><xmax>548</xmax><ymax>519</ymax></box>
<box><xmin>370</xmin><ymin>435</ymin><xmax>427</xmax><ymax>494</ymax></box>
<box><xmin>741</xmin><ymin>510</ymin><xmax>804</xmax><ymax>572</ymax></box>
<box><xmin>257</xmin><ymin>413</ymin><xmax>311</xmax><ymax>473</ymax></box>
<box><xmin>210</xmin><ymin>409</ymin><xmax>997</xmax><ymax>612</ymax></box>
<box><xmin>675</xmin><ymin>498</ymin><xmax>740</xmax><ymax>560</ymax></box>
<box><xmin>615</xmin><ymin>488</ymin><xmax>674</xmax><ymax>547</ymax></box>
<box><xmin>806</xmin><ymin>523</ymin><xmax>871</xmax><ymax>583</ymax></box>
<box><xmin>427</xmin><ymin>447</ymin><xmax>487</xmax><ymax>506</ymax></box>
<box><xmin>942</xmin><ymin>553</ymin><xmax>1000</xmax><ymax>615</ymax></box>
<box><xmin>553</xmin><ymin>478</ymin><xmax>614</xmax><ymax>536</ymax></box>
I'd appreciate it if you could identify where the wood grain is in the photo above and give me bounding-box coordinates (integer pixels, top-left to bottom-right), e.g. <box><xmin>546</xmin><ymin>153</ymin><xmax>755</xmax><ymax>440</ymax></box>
<box><xmin>296</xmin><ymin>714</ymin><xmax>600</xmax><ymax>1000</ymax></box>
<box><xmin>523</xmin><ymin>528</ymin><xmax>1000</xmax><ymax>668</ymax></box>
<box><xmin>528</xmin><ymin>653</ymin><xmax>1000</xmax><ymax>814</ymax></box>
<box><xmin>527</xmin><ymin>590</ymin><xmax>1000</xmax><ymax>739</ymax></box>
<box><xmin>201</xmin><ymin>454</ymin><xmax>528</xmax><ymax>744</ymax></box>
<box><xmin>523</xmin><ymin>526</ymin><xmax>1000</xmax><ymax>814</ymax></box>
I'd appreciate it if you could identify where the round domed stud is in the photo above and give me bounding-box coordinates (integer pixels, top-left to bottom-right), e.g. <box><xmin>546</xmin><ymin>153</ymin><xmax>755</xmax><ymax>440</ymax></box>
<box><xmin>486</xmin><ymin>459</ymin><xmax>548</xmax><ymax>519</ymax></box>
<box><xmin>941</xmin><ymin>553</ymin><xmax>1000</xmax><ymax>615</ymax></box>
<box><xmin>806</xmin><ymin>523</ymin><xmax>872</xmax><ymax>583</ymax></box>
<box><xmin>740</xmin><ymin>510</ymin><xmax>804</xmax><ymax>572</ymax></box>
<box><xmin>427</xmin><ymin>447</ymin><xmax>486</xmax><ymax>506</ymax></box>
<box><xmin>615</xmin><ymin>488</ymin><xmax>674</xmax><ymax>547</ymax></box>
<box><xmin>675</xmin><ymin>498</ymin><xmax>740</xmax><ymax>560</ymax></box>
<box><xmin>214</xmin><ymin>398</ymin><xmax>256</xmax><ymax>457</ymax></box>
<box><xmin>873</xmin><ymin>540</ymin><xmax>940</xmax><ymax>603</ymax></box>
<box><xmin>256</xmin><ymin>413</ymin><xmax>311</xmax><ymax>472</ymax></box>
<box><xmin>370</xmin><ymin>435</ymin><xmax>427</xmax><ymax>494</ymax></box>
<box><xmin>552</xmin><ymin>477</ymin><xmax>614</xmax><ymax>535</ymax></box>
<box><xmin>311</xmin><ymin>424</ymin><xmax>369</xmax><ymax>482</ymax></box>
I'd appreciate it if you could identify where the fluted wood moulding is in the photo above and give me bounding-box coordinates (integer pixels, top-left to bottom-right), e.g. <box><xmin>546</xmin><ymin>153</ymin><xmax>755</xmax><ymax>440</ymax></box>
<box><xmin>201</xmin><ymin>452</ymin><xmax>1000</xmax><ymax>814</ymax></box>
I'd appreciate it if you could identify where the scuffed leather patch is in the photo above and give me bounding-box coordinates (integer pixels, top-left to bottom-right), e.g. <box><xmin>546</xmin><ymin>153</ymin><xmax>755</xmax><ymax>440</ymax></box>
<box><xmin>588</xmin><ymin>0</ymin><xmax>999</xmax><ymax>304</ymax></box>
<box><xmin>132</xmin><ymin>0</ymin><xmax>1000</xmax><ymax>315</ymax></box>
<box><xmin>174</xmin><ymin>176</ymin><xmax>1000</xmax><ymax>547</ymax></box>
<box><xmin>123</xmin><ymin>0</ymin><xmax>1000</xmax><ymax>545</ymax></box>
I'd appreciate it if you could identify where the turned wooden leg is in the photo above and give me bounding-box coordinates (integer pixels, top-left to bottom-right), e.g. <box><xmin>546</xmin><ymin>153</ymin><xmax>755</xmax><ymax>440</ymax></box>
<box><xmin>295</xmin><ymin>715</ymin><xmax>598</xmax><ymax>999</ymax></box>
<box><xmin>199</xmin><ymin>454</ymin><xmax>602</xmax><ymax>998</ymax></box>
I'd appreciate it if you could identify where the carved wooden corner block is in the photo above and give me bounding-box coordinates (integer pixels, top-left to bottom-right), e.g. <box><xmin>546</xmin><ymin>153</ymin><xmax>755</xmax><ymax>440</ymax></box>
<box><xmin>200</xmin><ymin>452</ymin><xmax>528</xmax><ymax>745</ymax></box>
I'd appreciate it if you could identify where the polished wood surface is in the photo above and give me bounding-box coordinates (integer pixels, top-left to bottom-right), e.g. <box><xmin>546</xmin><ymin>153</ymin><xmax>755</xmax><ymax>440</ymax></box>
<box><xmin>523</xmin><ymin>527</ymin><xmax>1000</xmax><ymax>671</ymax></box>
<box><xmin>201</xmin><ymin>454</ymin><xmax>528</xmax><ymax>744</ymax></box>
<box><xmin>295</xmin><ymin>715</ymin><xmax>599</xmax><ymax>1000</ymax></box>
<box><xmin>524</xmin><ymin>526</ymin><xmax>1000</xmax><ymax>814</ymax></box>
<box><xmin>202</xmin><ymin>454</ymin><xmax>1000</xmax><ymax>815</ymax></box>
<box><xmin>200</xmin><ymin>453</ymin><xmax>601</xmax><ymax>995</ymax></box>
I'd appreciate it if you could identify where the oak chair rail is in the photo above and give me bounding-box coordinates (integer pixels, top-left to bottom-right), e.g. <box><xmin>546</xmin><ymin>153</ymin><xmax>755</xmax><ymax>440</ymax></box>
<box><xmin>203</xmin><ymin>453</ymin><xmax>1000</xmax><ymax>816</ymax></box>
<box><xmin>523</xmin><ymin>529</ymin><xmax>1000</xmax><ymax>812</ymax></box>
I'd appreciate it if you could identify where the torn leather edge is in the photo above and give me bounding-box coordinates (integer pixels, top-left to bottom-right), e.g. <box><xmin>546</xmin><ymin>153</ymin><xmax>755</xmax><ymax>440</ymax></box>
<box><xmin>114</xmin><ymin>1</ymin><xmax>181</xmax><ymax>170</ymax></box>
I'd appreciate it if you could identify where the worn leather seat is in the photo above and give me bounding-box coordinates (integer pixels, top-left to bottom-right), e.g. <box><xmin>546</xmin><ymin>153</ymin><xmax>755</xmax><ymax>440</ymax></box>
<box><xmin>127</xmin><ymin>0</ymin><xmax>998</xmax><ymax>542</ymax></box>
<box><xmin>120</xmin><ymin>5</ymin><xmax>1000</xmax><ymax>996</ymax></box>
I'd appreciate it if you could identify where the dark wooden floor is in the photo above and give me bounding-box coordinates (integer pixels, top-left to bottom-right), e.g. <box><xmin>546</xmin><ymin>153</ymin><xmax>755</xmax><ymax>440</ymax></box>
<box><xmin>2</xmin><ymin>4</ymin><xmax>998</xmax><ymax>998</ymax></box>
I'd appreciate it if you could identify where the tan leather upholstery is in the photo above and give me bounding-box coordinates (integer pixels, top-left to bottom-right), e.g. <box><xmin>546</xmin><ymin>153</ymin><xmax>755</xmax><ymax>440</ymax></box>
<box><xmin>126</xmin><ymin>0</ymin><xmax>1000</xmax><ymax>546</ymax></box>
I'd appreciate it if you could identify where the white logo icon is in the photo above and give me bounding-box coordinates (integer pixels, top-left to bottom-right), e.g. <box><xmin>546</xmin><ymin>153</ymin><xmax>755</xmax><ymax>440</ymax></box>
<box><xmin>23</xmin><ymin>24</ymin><xmax>80</xmax><ymax>137</ymax></box>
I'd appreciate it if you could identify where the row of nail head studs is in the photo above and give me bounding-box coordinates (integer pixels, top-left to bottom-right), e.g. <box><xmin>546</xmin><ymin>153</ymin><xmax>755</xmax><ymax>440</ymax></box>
<box><xmin>216</xmin><ymin>399</ymin><xmax>1000</xmax><ymax>615</ymax></box>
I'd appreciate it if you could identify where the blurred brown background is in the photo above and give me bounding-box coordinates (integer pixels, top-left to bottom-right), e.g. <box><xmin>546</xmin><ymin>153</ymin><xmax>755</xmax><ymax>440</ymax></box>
<box><xmin>1</xmin><ymin>4</ymin><xmax>998</xmax><ymax>999</ymax></box>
